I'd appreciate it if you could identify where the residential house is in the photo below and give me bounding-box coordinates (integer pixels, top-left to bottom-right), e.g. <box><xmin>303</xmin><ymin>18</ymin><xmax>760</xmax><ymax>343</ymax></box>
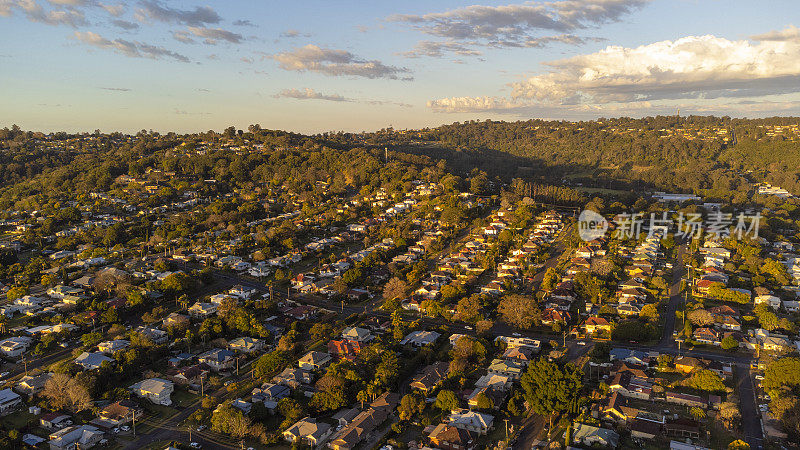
<box><xmin>501</xmin><ymin>346</ymin><xmax>534</xmax><ymax>365</ymax></box>
<box><xmin>228</xmin><ymin>337</ymin><xmax>265</xmax><ymax>353</ymax></box>
<box><xmin>252</xmin><ymin>383</ymin><xmax>291</xmax><ymax>410</ymax></box>
<box><xmin>584</xmin><ymin>317</ymin><xmax>612</xmax><ymax>335</ymax></box>
<box><xmin>427</xmin><ymin>423</ymin><xmax>476</xmax><ymax>450</ymax></box>
<box><xmin>447</xmin><ymin>410</ymin><xmax>494</xmax><ymax>435</ymax></box>
<box><xmin>137</xmin><ymin>326</ymin><xmax>168</xmax><ymax>345</ymax></box>
<box><xmin>283</xmin><ymin>417</ymin><xmax>332</xmax><ymax>448</ymax></box>
<box><xmin>197</xmin><ymin>348</ymin><xmax>236</xmax><ymax>372</ymax></box>
<box><xmin>298</xmin><ymin>351</ymin><xmax>332</xmax><ymax>371</ymax></box>
<box><xmin>0</xmin><ymin>336</ymin><xmax>32</xmax><ymax>358</ymax></box>
<box><xmin>15</xmin><ymin>372</ymin><xmax>51</xmax><ymax>396</ymax></box>
<box><xmin>130</xmin><ymin>378</ymin><xmax>174</xmax><ymax>406</ymax></box>
<box><xmin>692</xmin><ymin>327</ymin><xmax>720</xmax><ymax>346</ymax></box>
<box><xmin>665</xmin><ymin>392</ymin><xmax>707</xmax><ymax>409</ymax></box>
<box><xmin>487</xmin><ymin>359</ymin><xmax>525</xmax><ymax>380</ymax></box>
<box><xmin>608</xmin><ymin>372</ymin><xmax>652</xmax><ymax>400</ymax></box>
<box><xmin>75</xmin><ymin>352</ymin><xmax>113</xmax><ymax>370</ymax></box>
<box><xmin>328</xmin><ymin>407</ymin><xmax>390</xmax><ymax>450</ymax></box>
<box><xmin>97</xmin><ymin>339</ymin><xmax>129</xmax><ymax>355</ymax></box>
<box><xmin>91</xmin><ymin>400</ymin><xmax>142</xmax><ymax>428</ymax></box>
<box><xmin>0</xmin><ymin>389</ymin><xmax>21</xmax><ymax>415</ymax></box>
<box><xmin>163</xmin><ymin>312</ymin><xmax>190</xmax><ymax>329</ymax></box>
<box><xmin>474</xmin><ymin>374</ymin><xmax>513</xmax><ymax>391</ymax></box>
<box><xmin>341</xmin><ymin>327</ymin><xmax>373</xmax><ymax>342</ymax></box>
<box><xmin>48</xmin><ymin>425</ymin><xmax>104</xmax><ymax>450</ymax></box>
<box><xmin>273</xmin><ymin>367</ymin><xmax>313</xmax><ymax>389</ymax></box>
<box><xmin>410</xmin><ymin>361</ymin><xmax>450</xmax><ymax>394</ymax></box>
<box><xmin>400</xmin><ymin>330</ymin><xmax>441</xmax><ymax>347</ymax></box>
<box><xmin>40</xmin><ymin>412</ymin><xmax>71</xmax><ymax>429</ymax></box>
<box><xmin>675</xmin><ymin>356</ymin><xmax>702</xmax><ymax>374</ymax></box>
<box><xmin>188</xmin><ymin>302</ymin><xmax>217</xmax><ymax>318</ymax></box>
<box><xmin>327</xmin><ymin>340</ymin><xmax>364</xmax><ymax>361</ymax></box>
<box><xmin>572</xmin><ymin>423</ymin><xmax>620</xmax><ymax>448</ymax></box>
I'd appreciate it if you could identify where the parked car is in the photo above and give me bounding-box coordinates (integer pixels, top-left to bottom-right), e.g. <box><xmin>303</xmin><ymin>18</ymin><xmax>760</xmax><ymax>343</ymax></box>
<box><xmin>190</xmin><ymin>443</ymin><xmax>202</xmax><ymax>449</ymax></box>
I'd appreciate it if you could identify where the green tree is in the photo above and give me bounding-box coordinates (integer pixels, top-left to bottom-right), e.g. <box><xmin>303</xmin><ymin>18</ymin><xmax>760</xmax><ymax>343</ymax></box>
<box><xmin>434</xmin><ymin>390</ymin><xmax>459</xmax><ymax>411</ymax></box>
<box><xmin>721</xmin><ymin>335</ymin><xmax>738</xmax><ymax>351</ymax></box>
<box><xmin>474</xmin><ymin>392</ymin><xmax>494</xmax><ymax>410</ymax></box>
<box><xmin>398</xmin><ymin>393</ymin><xmax>425</xmax><ymax>421</ymax></box>
<box><xmin>521</xmin><ymin>358</ymin><xmax>582</xmax><ymax>435</ymax></box>
<box><xmin>685</xmin><ymin>369</ymin><xmax>726</xmax><ymax>393</ymax></box>
<box><xmin>498</xmin><ymin>294</ymin><xmax>541</xmax><ymax>329</ymax></box>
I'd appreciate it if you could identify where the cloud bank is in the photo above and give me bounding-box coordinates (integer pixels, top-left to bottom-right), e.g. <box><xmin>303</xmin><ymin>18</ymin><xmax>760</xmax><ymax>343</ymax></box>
<box><xmin>429</xmin><ymin>30</ymin><xmax>800</xmax><ymax>113</ymax></box>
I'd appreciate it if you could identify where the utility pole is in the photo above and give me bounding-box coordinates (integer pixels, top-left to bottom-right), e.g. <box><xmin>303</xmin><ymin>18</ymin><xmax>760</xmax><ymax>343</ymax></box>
<box><xmin>189</xmin><ymin>425</ymin><xmax>192</xmax><ymax>443</ymax></box>
<box><xmin>132</xmin><ymin>409</ymin><xmax>136</xmax><ymax>436</ymax></box>
<box><xmin>504</xmin><ymin>418</ymin><xmax>509</xmax><ymax>442</ymax></box>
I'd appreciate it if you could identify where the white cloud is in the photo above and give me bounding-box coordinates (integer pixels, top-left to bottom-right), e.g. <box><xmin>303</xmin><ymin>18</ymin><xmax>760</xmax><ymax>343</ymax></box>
<box><xmin>751</xmin><ymin>25</ymin><xmax>800</xmax><ymax>42</ymax></box>
<box><xmin>135</xmin><ymin>0</ymin><xmax>220</xmax><ymax>26</ymax></box>
<box><xmin>428</xmin><ymin>96</ymin><xmax>518</xmax><ymax>112</ymax></box>
<box><xmin>6</xmin><ymin>0</ymin><xmax>87</xmax><ymax>27</ymax></box>
<box><xmin>99</xmin><ymin>2</ymin><xmax>124</xmax><ymax>17</ymax></box>
<box><xmin>275</xmin><ymin>87</ymin><xmax>414</xmax><ymax>108</ymax></box>
<box><xmin>274</xmin><ymin>88</ymin><xmax>350</xmax><ymax>102</ymax></box>
<box><xmin>185</xmin><ymin>26</ymin><xmax>243</xmax><ymax>45</ymax></box>
<box><xmin>73</xmin><ymin>30</ymin><xmax>190</xmax><ymax>62</ymax></box>
<box><xmin>401</xmin><ymin>40</ymin><xmax>482</xmax><ymax>58</ymax></box>
<box><xmin>429</xmin><ymin>33</ymin><xmax>800</xmax><ymax>113</ymax></box>
<box><xmin>271</xmin><ymin>44</ymin><xmax>412</xmax><ymax>80</ymax></box>
<box><xmin>390</xmin><ymin>0</ymin><xmax>647</xmax><ymax>53</ymax></box>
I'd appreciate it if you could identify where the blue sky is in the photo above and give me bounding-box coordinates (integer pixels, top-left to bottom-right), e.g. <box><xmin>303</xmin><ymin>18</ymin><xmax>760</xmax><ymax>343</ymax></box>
<box><xmin>1</xmin><ymin>0</ymin><xmax>800</xmax><ymax>133</ymax></box>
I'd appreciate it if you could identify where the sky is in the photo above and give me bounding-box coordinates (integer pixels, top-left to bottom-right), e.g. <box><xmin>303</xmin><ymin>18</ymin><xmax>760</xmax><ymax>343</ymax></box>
<box><xmin>1</xmin><ymin>0</ymin><xmax>800</xmax><ymax>134</ymax></box>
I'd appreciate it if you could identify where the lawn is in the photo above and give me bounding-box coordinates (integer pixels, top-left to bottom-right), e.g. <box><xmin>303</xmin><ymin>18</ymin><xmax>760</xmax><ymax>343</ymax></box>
<box><xmin>0</xmin><ymin>410</ymin><xmax>35</xmax><ymax>430</ymax></box>
<box><xmin>172</xmin><ymin>388</ymin><xmax>200</xmax><ymax>408</ymax></box>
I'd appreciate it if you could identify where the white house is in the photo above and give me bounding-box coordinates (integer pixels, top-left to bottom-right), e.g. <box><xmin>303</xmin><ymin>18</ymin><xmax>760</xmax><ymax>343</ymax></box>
<box><xmin>48</xmin><ymin>425</ymin><xmax>104</xmax><ymax>450</ymax></box>
<box><xmin>75</xmin><ymin>352</ymin><xmax>113</xmax><ymax>370</ymax></box>
<box><xmin>341</xmin><ymin>327</ymin><xmax>374</xmax><ymax>343</ymax></box>
<box><xmin>448</xmin><ymin>410</ymin><xmax>494</xmax><ymax>435</ymax></box>
<box><xmin>0</xmin><ymin>388</ymin><xmax>21</xmax><ymax>415</ymax></box>
<box><xmin>97</xmin><ymin>339</ymin><xmax>129</xmax><ymax>355</ymax></box>
<box><xmin>0</xmin><ymin>336</ymin><xmax>32</xmax><ymax>358</ymax></box>
<box><xmin>188</xmin><ymin>302</ymin><xmax>217</xmax><ymax>318</ymax></box>
<box><xmin>130</xmin><ymin>378</ymin><xmax>174</xmax><ymax>406</ymax></box>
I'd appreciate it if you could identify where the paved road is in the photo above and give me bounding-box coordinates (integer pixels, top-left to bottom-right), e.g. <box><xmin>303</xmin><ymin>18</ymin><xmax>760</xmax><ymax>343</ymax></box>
<box><xmin>658</xmin><ymin>238</ymin><xmax>687</xmax><ymax>351</ymax></box>
<box><xmin>735</xmin><ymin>364</ymin><xmax>764</xmax><ymax>450</ymax></box>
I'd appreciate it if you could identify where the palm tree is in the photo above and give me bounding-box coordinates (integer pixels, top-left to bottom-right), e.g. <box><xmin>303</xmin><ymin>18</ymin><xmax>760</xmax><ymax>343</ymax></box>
<box><xmin>356</xmin><ymin>390</ymin><xmax>369</xmax><ymax>409</ymax></box>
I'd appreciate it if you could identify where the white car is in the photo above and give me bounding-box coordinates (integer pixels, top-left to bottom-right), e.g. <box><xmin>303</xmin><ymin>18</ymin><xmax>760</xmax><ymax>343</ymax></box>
<box><xmin>754</xmin><ymin>374</ymin><xmax>764</xmax><ymax>380</ymax></box>
<box><xmin>190</xmin><ymin>443</ymin><xmax>202</xmax><ymax>449</ymax></box>
<box><xmin>0</xmin><ymin>372</ymin><xmax>9</xmax><ymax>378</ymax></box>
<box><xmin>113</xmin><ymin>428</ymin><xmax>120</xmax><ymax>434</ymax></box>
<box><xmin>577</xmin><ymin>341</ymin><xmax>586</xmax><ymax>346</ymax></box>
<box><xmin>512</xmin><ymin>332</ymin><xmax>521</xmax><ymax>337</ymax></box>
<box><xmin>196</xmin><ymin>425</ymin><xmax>206</xmax><ymax>431</ymax></box>
<box><xmin>120</xmin><ymin>425</ymin><xmax>130</xmax><ymax>432</ymax></box>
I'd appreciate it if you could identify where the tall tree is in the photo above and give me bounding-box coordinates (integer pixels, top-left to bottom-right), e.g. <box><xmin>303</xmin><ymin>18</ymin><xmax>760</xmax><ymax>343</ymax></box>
<box><xmin>521</xmin><ymin>358</ymin><xmax>582</xmax><ymax>436</ymax></box>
